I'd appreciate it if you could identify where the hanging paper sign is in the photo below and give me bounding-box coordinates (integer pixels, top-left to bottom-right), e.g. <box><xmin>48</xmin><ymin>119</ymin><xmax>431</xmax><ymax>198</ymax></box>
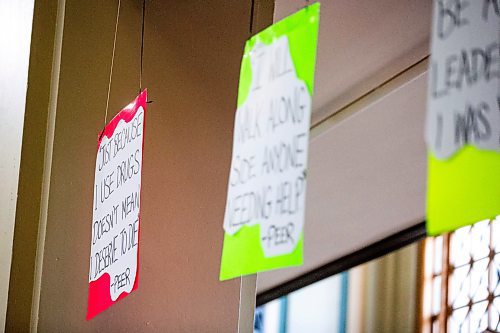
<box><xmin>87</xmin><ymin>90</ymin><xmax>146</xmax><ymax>319</ymax></box>
<box><xmin>220</xmin><ymin>3</ymin><xmax>320</xmax><ymax>280</ymax></box>
<box><xmin>426</xmin><ymin>0</ymin><xmax>500</xmax><ymax>235</ymax></box>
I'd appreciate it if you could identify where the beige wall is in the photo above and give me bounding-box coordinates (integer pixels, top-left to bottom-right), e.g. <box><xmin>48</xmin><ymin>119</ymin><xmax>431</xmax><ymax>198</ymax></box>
<box><xmin>8</xmin><ymin>0</ymin><xmax>273</xmax><ymax>332</ymax></box>
<box><xmin>6</xmin><ymin>1</ymin><xmax>61</xmax><ymax>331</ymax></box>
<box><xmin>0</xmin><ymin>1</ymin><xmax>34</xmax><ymax>331</ymax></box>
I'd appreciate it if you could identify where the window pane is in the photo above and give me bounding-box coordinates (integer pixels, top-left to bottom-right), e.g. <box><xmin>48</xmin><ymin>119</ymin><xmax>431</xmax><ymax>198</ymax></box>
<box><xmin>470</xmin><ymin>220</ymin><xmax>490</xmax><ymax>261</ymax></box>
<box><xmin>258</xmin><ymin>299</ymin><xmax>281</xmax><ymax>333</ymax></box>
<box><xmin>470</xmin><ymin>258</ymin><xmax>489</xmax><ymax>303</ymax></box>
<box><xmin>448</xmin><ymin>307</ymin><xmax>469</xmax><ymax>333</ymax></box>
<box><xmin>490</xmin><ymin>297</ymin><xmax>500</xmax><ymax>331</ymax></box>
<box><xmin>287</xmin><ymin>275</ymin><xmax>342</xmax><ymax>333</ymax></box>
<box><xmin>449</xmin><ymin>264</ymin><xmax>470</xmax><ymax>309</ymax></box>
<box><xmin>493</xmin><ymin>217</ymin><xmax>500</xmax><ymax>254</ymax></box>
<box><xmin>450</xmin><ymin>226</ymin><xmax>472</xmax><ymax>267</ymax></box>
<box><xmin>432</xmin><ymin>276</ymin><xmax>441</xmax><ymax>316</ymax></box>
<box><xmin>432</xmin><ymin>319</ymin><xmax>440</xmax><ymax>333</ymax></box>
<box><xmin>469</xmin><ymin>300</ymin><xmax>488</xmax><ymax>332</ymax></box>
<box><xmin>493</xmin><ymin>254</ymin><xmax>500</xmax><ymax>296</ymax></box>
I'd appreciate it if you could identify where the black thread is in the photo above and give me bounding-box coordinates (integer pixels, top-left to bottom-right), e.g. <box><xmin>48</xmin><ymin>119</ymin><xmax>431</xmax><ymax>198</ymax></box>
<box><xmin>100</xmin><ymin>0</ymin><xmax>122</xmax><ymax>141</ymax></box>
<box><xmin>139</xmin><ymin>0</ymin><xmax>146</xmax><ymax>93</ymax></box>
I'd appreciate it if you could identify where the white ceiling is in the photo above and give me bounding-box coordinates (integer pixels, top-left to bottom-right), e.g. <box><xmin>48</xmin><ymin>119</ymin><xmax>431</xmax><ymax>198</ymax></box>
<box><xmin>274</xmin><ymin>0</ymin><xmax>432</xmax><ymax>124</ymax></box>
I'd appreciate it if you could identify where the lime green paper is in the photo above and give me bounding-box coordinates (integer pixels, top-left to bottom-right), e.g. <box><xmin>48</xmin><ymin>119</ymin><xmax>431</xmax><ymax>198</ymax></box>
<box><xmin>220</xmin><ymin>3</ymin><xmax>320</xmax><ymax>281</ymax></box>
<box><xmin>427</xmin><ymin>146</ymin><xmax>500</xmax><ymax>235</ymax></box>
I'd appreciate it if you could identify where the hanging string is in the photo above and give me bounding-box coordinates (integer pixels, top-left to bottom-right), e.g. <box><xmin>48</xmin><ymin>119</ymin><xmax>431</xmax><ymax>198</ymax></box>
<box><xmin>139</xmin><ymin>0</ymin><xmax>146</xmax><ymax>93</ymax></box>
<box><xmin>104</xmin><ymin>0</ymin><xmax>122</xmax><ymax>128</ymax></box>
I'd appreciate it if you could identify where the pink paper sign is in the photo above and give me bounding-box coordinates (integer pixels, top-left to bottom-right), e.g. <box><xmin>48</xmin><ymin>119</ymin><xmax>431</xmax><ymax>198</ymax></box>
<box><xmin>87</xmin><ymin>90</ymin><xmax>147</xmax><ymax>319</ymax></box>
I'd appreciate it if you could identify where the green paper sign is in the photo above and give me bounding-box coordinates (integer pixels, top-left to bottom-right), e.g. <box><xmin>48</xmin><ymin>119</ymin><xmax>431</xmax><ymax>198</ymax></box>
<box><xmin>426</xmin><ymin>0</ymin><xmax>500</xmax><ymax>235</ymax></box>
<box><xmin>220</xmin><ymin>3</ymin><xmax>320</xmax><ymax>280</ymax></box>
<box><xmin>427</xmin><ymin>147</ymin><xmax>500</xmax><ymax>235</ymax></box>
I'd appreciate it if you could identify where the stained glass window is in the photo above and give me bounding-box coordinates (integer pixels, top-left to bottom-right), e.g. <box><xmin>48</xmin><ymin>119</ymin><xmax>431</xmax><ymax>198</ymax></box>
<box><xmin>423</xmin><ymin>217</ymin><xmax>500</xmax><ymax>333</ymax></box>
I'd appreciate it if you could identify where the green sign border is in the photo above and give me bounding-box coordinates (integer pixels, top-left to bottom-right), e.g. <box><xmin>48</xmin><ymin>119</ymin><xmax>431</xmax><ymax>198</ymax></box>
<box><xmin>427</xmin><ymin>146</ymin><xmax>500</xmax><ymax>235</ymax></box>
<box><xmin>220</xmin><ymin>3</ymin><xmax>320</xmax><ymax>280</ymax></box>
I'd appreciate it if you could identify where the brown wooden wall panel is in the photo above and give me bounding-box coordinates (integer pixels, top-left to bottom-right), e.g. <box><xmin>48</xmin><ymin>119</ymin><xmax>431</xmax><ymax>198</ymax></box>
<box><xmin>23</xmin><ymin>1</ymin><xmax>273</xmax><ymax>331</ymax></box>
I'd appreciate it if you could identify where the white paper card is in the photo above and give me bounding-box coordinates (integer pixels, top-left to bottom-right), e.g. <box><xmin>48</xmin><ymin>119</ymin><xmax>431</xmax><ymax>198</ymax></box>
<box><xmin>223</xmin><ymin>37</ymin><xmax>311</xmax><ymax>257</ymax></box>
<box><xmin>89</xmin><ymin>107</ymin><xmax>144</xmax><ymax>301</ymax></box>
<box><xmin>426</xmin><ymin>0</ymin><xmax>500</xmax><ymax>159</ymax></box>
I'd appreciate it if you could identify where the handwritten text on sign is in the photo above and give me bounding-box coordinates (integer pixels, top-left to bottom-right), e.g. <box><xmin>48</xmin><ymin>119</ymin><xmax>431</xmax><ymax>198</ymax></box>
<box><xmin>426</xmin><ymin>0</ymin><xmax>500</xmax><ymax>159</ymax></box>
<box><xmin>89</xmin><ymin>104</ymin><xmax>144</xmax><ymax>301</ymax></box>
<box><xmin>223</xmin><ymin>37</ymin><xmax>311</xmax><ymax>257</ymax></box>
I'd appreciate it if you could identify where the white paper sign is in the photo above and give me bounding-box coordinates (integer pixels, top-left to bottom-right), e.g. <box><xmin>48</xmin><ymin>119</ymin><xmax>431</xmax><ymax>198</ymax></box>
<box><xmin>89</xmin><ymin>105</ymin><xmax>144</xmax><ymax>301</ymax></box>
<box><xmin>223</xmin><ymin>36</ymin><xmax>311</xmax><ymax>257</ymax></box>
<box><xmin>426</xmin><ymin>0</ymin><xmax>500</xmax><ymax>159</ymax></box>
